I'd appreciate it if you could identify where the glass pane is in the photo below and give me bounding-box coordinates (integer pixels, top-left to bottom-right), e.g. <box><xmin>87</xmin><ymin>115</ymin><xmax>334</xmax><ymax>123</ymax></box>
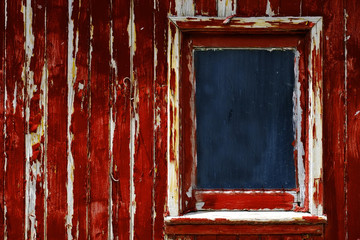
<box><xmin>195</xmin><ymin>49</ymin><xmax>296</xmax><ymax>189</ymax></box>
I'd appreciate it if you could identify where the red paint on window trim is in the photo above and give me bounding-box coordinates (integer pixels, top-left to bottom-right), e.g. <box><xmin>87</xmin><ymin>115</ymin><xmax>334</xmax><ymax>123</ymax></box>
<box><xmin>179</xmin><ymin>32</ymin><xmax>308</xmax><ymax>213</ymax></box>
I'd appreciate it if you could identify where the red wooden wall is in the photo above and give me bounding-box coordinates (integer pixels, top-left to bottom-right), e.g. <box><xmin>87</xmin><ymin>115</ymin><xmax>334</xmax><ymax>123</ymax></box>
<box><xmin>0</xmin><ymin>0</ymin><xmax>359</xmax><ymax>239</ymax></box>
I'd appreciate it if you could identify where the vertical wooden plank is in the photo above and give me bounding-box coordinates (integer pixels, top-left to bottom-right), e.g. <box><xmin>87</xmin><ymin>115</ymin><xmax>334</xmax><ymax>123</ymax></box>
<box><xmin>110</xmin><ymin>0</ymin><xmax>131</xmax><ymax>239</ymax></box>
<box><xmin>153</xmin><ymin>0</ymin><xmax>170</xmax><ymax>239</ymax></box>
<box><xmin>176</xmin><ymin>236</ymin><xmax>195</xmax><ymax>240</ymax></box>
<box><xmin>89</xmin><ymin>0</ymin><xmax>111</xmax><ymax>238</ymax></box>
<box><xmin>217</xmin><ymin>235</ymin><xmax>237</xmax><ymax>240</ymax></box>
<box><xmin>132</xmin><ymin>0</ymin><xmax>154</xmax><ymax>239</ymax></box>
<box><xmin>346</xmin><ymin>0</ymin><xmax>360</xmax><ymax>238</ymax></box>
<box><xmin>0</xmin><ymin>0</ymin><xmax>5</xmax><ymax>237</ymax></box>
<box><xmin>302</xmin><ymin>0</ymin><xmax>346</xmax><ymax>240</ymax></box>
<box><xmin>236</xmin><ymin>0</ymin><xmax>267</xmax><ymax>16</ymax></box>
<box><xmin>278</xmin><ymin>0</ymin><xmax>302</xmax><ymax>16</ymax></box>
<box><xmin>46</xmin><ymin>0</ymin><xmax>68</xmax><ymax>238</ymax></box>
<box><xmin>238</xmin><ymin>236</ymin><xmax>258</xmax><ymax>240</ymax></box>
<box><xmin>217</xmin><ymin>0</ymin><xmax>236</xmax><ymax>17</ymax></box>
<box><xmin>25</xmin><ymin>0</ymin><xmax>46</xmax><ymax>238</ymax></box>
<box><xmin>4</xmin><ymin>0</ymin><xmax>26</xmax><ymax>238</ymax></box>
<box><xmin>197</xmin><ymin>236</ymin><xmax>216</xmax><ymax>240</ymax></box>
<box><xmin>69</xmin><ymin>0</ymin><xmax>90</xmax><ymax>238</ymax></box>
<box><xmin>195</xmin><ymin>0</ymin><xmax>217</xmax><ymax>16</ymax></box>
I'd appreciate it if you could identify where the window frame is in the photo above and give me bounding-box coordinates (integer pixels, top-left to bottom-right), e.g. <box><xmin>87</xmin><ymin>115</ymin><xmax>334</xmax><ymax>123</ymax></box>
<box><xmin>167</xmin><ymin>16</ymin><xmax>323</xmax><ymax>217</ymax></box>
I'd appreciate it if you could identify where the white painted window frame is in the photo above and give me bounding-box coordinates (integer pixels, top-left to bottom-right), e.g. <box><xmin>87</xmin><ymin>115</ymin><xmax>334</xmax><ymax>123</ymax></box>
<box><xmin>167</xmin><ymin>16</ymin><xmax>324</xmax><ymax>219</ymax></box>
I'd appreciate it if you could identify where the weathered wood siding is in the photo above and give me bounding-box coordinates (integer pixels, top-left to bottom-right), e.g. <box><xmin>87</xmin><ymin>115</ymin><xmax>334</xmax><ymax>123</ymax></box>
<box><xmin>0</xmin><ymin>0</ymin><xmax>358</xmax><ymax>239</ymax></box>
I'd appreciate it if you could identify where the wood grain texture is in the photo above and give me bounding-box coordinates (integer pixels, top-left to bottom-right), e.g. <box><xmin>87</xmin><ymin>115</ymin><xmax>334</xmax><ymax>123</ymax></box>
<box><xmin>217</xmin><ymin>235</ymin><xmax>238</xmax><ymax>240</ymax></box>
<box><xmin>236</xmin><ymin>0</ymin><xmax>267</xmax><ymax>16</ymax></box>
<box><xmin>165</xmin><ymin>224</ymin><xmax>324</xmax><ymax>235</ymax></box>
<box><xmin>345</xmin><ymin>0</ymin><xmax>360</xmax><ymax>238</ymax></box>
<box><xmin>153</xmin><ymin>0</ymin><xmax>170</xmax><ymax>238</ymax></box>
<box><xmin>278</xmin><ymin>0</ymin><xmax>302</xmax><ymax>16</ymax></box>
<box><xmin>27</xmin><ymin>0</ymin><xmax>46</xmax><ymax>238</ymax></box>
<box><xmin>301</xmin><ymin>0</ymin><xmax>346</xmax><ymax>239</ymax></box>
<box><xmin>46</xmin><ymin>0</ymin><xmax>68</xmax><ymax>238</ymax></box>
<box><xmin>70</xmin><ymin>0</ymin><xmax>90</xmax><ymax>238</ymax></box>
<box><xmin>89</xmin><ymin>0</ymin><xmax>111</xmax><ymax>238</ymax></box>
<box><xmin>132</xmin><ymin>0</ymin><xmax>155</xmax><ymax>238</ymax></box>
<box><xmin>4</xmin><ymin>0</ymin><xmax>26</xmax><ymax>238</ymax></box>
<box><xmin>195</xmin><ymin>0</ymin><xmax>217</xmax><ymax>16</ymax></box>
<box><xmin>195</xmin><ymin>192</ymin><xmax>295</xmax><ymax>210</ymax></box>
<box><xmin>197</xmin><ymin>236</ymin><xmax>216</xmax><ymax>240</ymax></box>
<box><xmin>0</xmin><ymin>0</ymin><xmax>358</xmax><ymax>239</ymax></box>
<box><xmin>0</xmin><ymin>0</ymin><xmax>5</xmax><ymax>237</ymax></box>
<box><xmin>111</xmin><ymin>0</ymin><xmax>131</xmax><ymax>238</ymax></box>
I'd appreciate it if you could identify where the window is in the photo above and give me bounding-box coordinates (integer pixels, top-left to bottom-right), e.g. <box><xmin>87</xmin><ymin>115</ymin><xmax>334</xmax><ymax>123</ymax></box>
<box><xmin>166</xmin><ymin>17</ymin><xmax>324</xmax><ymax>232</ymax></box>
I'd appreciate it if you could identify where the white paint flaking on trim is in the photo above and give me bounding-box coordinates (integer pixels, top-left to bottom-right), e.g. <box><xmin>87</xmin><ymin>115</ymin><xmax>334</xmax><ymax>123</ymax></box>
<box><xmin>293</xmin><ymin>50</ymin><xmax>306</xmax><ymax>206</ymax></box>
<box><xmin>217</xmin><ymin>0</ymin><xmax>236</xmax><ymax>17</ymax></box>
<box><xmin>175</xmin><ymin>0</ymin><xmax>195</xmax><ymax>16</ymax></box>
<box><xmin>165</xmin><ymin>211</ymin><xmax>327</xmax><ymax>222</ymax></box>
<box><xmin>167</xmin><ymin>24</ymin><xmax>180</xmax><ymax>216</ymax></box>
<box><xmin>308</xmin><ymin>18</ymin><xmax>323</xmax><ymax>215</ymax></box>
<box><xmin>66</xmin><ymin>0</ymin><xmax>78</xmax><ymax>237</ymax></box>
<box><xmin>170</xmin><ymin>17</ymin><xmax>322</xmax><ymax>30</ymax></box>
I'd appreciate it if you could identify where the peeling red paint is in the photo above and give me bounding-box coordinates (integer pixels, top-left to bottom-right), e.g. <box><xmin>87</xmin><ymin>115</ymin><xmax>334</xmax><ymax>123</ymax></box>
<box><xmin>313</xmin><ymin>178</ymin><xmax>324</xmax><ymax>208</ymax></box>
<box><xmin>0</xmin><ymin>0</ymin><xmax>5</xmax><ymax>237</ymax></box>
<box><xmin>153</xmin><ymin>0</ymin><xmax>171</xmax><ymax>238</ymax></box>
<box><xmin>195</xmin><ymin>0</ymin><xmax>217</xmax><ymax>16</ymax></box>
<box><xmin>346</xmin><ymin>0</ymin><xmax>360</xmax><ymax>239</ymax></box>
<box><xmin>5</xmin><ymin>1</ymin><xmax>26</xmax><ymax>239</ymax></box>
<box><xmin>195</xmin><ymin>191</ymin><xmax>295</xmax><ymax>210</ymax></box>
<box><xmin>46</xmin><ymin>0</ymin><xmax>68</xmax><ymax>238</ymax></box>
<box><xmin>111</xmin><ymin>0</ymin><xmax>131</xmax><ymax>238</ymax></box>
<box><xmin>27</xmin><ymin>0</ymin><xmax>46</xmax><ymax>237</ymax></box>
<box><xmin>132</xmin><ymin>0</ymin><xmax>155</xmax><ymax>238</ymax></box>
<box><xmin>237</xmin><ymin>0</ymin><xmax>267</xmax><ymax>16</ymax></box>
<box><xmin>165</xmin><ymin>224</ymin><xmax>324</xmax><ymax>236</ymax></box>
<box><xmin>70</xmin><ymin>0</ymin><xmax>90</xmax><ymax>238</ymax></box>
<box><xmin>89</xmin><ymin>0</ymin><xmax>111</xmax><ymax>238</ymax></box>
<box><xmin>0</xmin><ymin>0</ymin><xmax>358</xmax><ymax>239</ymax></box>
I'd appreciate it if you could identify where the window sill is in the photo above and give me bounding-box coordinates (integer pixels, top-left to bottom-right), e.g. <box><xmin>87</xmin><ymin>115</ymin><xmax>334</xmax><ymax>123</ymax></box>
<box><xmin>165</xmin><ymin>211</ymin><xmax>327</xmax><ymax>235</ymax></box>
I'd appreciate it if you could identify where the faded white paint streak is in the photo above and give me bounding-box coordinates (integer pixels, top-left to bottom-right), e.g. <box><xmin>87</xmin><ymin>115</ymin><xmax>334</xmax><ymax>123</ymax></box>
<box><xmin>66</xmin><ymin>0</ymin><xmax>78</xmax><ymax>238</ymax></box>
<box><xmin>129</xmin><ymin>1</ymin><xmax>136</xmax><ymax>239</ymax></box>
<box><xmin>108</xmin><ymin>0</ymin><xmax>116</xmax><ymax>238</ymax></box>
<box><xmin>23</xmin><ymin>1</ymin><xmax>40</xmax><ymax>239</ymax></box>
<box><xmin>3</xmin><ymin>0</ymin><xmax>7</xmax><ymax>238</ymax></box>
<box><xmin>266</xmin><ymin>0</ymin><xmax>276</xmax><ymax>17</ymax></box>
<box><xmin>175</xmin><ymin>0</ymin><xmax>195</xmax><ymax>16</ymax></box>
<box><xmin>43</xmin><ymin>5</ymin><xmax>49</xmax><ymax>238</ymax></box>
<box><xmin>152</xmin><ymin>5</ymin><xmax>158</xmax><ymax>238</ymax></box>
<box><xmin>217</xmin><ymin>0</ymin><xmax>236</xmax><ymax>17</ymax></box>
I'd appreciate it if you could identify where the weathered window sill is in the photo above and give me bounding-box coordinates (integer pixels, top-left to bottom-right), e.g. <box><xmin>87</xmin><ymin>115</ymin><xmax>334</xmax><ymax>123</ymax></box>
<box><xmin>164</xmin><ymin>211</ymin><xmax>327</xmax><ymax>235</ymax></box>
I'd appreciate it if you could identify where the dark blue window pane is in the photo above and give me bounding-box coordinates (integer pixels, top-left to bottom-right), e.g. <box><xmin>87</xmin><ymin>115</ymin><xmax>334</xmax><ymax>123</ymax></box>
<box><xmin>195</xmin><ymin>49</ymin><xmax>296</xmax><ymax>189</ymax></box>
